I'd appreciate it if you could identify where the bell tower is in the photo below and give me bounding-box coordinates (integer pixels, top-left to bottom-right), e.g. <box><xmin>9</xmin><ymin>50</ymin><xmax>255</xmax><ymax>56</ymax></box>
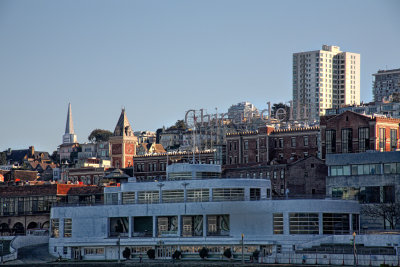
<box><xmin>109</xmin><ymin>109</ymin><xmax>137</xmax><ymax>168</ymax></box>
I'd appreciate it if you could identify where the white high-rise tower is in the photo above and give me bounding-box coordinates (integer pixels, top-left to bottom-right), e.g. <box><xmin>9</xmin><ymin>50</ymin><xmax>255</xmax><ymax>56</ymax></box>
<box><xmin>292</xmin><ymin>45</ymin><xmax>360</xmax><ymax>121</ymax></box>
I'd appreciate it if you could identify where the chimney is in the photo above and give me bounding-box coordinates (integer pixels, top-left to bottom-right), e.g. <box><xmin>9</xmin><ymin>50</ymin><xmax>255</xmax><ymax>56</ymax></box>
<box><xmin>29</xmin><ymin>146</ymin><xmax>35</xmax><ymax>157</ymax></box>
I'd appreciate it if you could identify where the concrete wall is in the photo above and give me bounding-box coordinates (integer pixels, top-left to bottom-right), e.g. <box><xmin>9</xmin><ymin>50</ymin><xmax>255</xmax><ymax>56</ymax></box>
<box><xmin>12</xmin><ymin>235</ymin><xmax>49</xmax><ymax>249</ymax></box>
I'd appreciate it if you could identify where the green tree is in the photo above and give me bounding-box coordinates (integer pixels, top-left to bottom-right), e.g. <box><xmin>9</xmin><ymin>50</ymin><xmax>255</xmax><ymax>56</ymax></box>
<box><xmin>122</xmin><ymin>247</ymin><xmax>131</xmax><ymax>260</ymax></box>
<box><xmin>199</xmin><ymin>247</ymin><xmax>208</xmax><ymax>259</ymax></box>
<box><xmin>223</xmin><ymin>248</ymin><xmax>232</xmax><ymax>259</ymax></box>
<box><xmin>88</xmin><ymin>129</ymin><xmax>113</xmax><ymax>143</ymax></box>
<box><xmin>167</xmin><ymin>120</ymin><xmax>187</xmax><ymax>130</ymax></box>
<box><xmin>271</xmin><ymin>103</ymin><xmax>290</xmax><ymax>121</ymax></box>
<box><xmin>50</xmin><ymin>151</ymin><xmax>59</xmax><ymax>163</ymax></box>
<box><xmin>147</xmin><ymin>248</ymin><xmax>155</xmax><ymax>259</ymax></box>
<box><xmin>0</xmin><ymin>152</ymin><xmax>6</xmax><ymax>165</ymax></box>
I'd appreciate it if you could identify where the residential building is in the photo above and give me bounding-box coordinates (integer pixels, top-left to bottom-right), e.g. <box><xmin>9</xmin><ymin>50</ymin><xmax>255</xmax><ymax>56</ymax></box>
<box><xmin>136</xmin><ymin>143</ymin><xmax>166</xmax><ymax>156</ymax></box>
<box><xmin>293</xmin><ymin>45</ymin><xmax>360</xmax><ymax>121</ymax></box>
<box><xmin>3</xmin><ymin>146</ymin><xmax>51</xmax><ymax>166</ymax></box>
<box><xmin>373</xmin><ymin>68</ymin><xmax>400</xmax><ymax>102</ymax></box>
<box><xmin>109</xmin><ymin>109</ymin><xmax>137</xmax><ymax>168</ymax></box>
<box><xmin>134</xmin><ymin>131</ymin><xmax>156</xmax><ymax>144</ymax></box>
<box><xmin>325</xmin><ymin>101</ymin><xmax>400</xmax><ymax>119</ymax></box>
<box><xmin>227</xmin><ymin>102</ymin><xmax>259</xmax><ymax>123</ymax></box>
<box><xmin>320</xmin><ymin>111</ymin><xmax>400</xmax><ymax>159</ymax></box>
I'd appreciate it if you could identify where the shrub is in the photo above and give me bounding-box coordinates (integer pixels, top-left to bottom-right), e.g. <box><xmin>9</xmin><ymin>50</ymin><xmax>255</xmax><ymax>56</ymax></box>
<box><xmin>199</xmin><ymin>247</ymin><xmax>208</xmax><ymax>259</ymax></box>
<box><xmin>223</xmin><ymin>248</ymin><xmax>232</xmax><ymax>259</ymax></box>
<box><xmin>172</xmin><ymin>250</ymin><xmax>182</xmax><ymax>260</ymax></box>
<box><xmin>122</xmin><ymin>247</ymin><xmax>131</xmax><ymax>260</ymax></box>
<box><xmin>252</xmin><ymin>250</ymin><xmax>260</xmax><ymax>261</ymax></box>
<box><xmin>147</xmin><ymin>248</ymin><xmax>156</xmax><ymax>259</ymax></box>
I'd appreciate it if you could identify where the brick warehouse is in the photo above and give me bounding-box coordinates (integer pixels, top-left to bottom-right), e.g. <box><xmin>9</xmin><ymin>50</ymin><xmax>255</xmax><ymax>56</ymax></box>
<box><xmin>133</xmin><ymin>150</ymin><xmax>217</xmax><ymax>181</ymax></box>
<box><xmin>320</xmin><ymin>110</ymin><xmax>400</xmax><ymax>159</ymax></box>
<box><xmin>224</xmin><ymin>156</ymin><xmax>326</xmax><ymax>198</ymax></box>
<box><xmin>225</xmin><ymin>126</ymin><xmax>319</xmax><ymax>166</ymax></box>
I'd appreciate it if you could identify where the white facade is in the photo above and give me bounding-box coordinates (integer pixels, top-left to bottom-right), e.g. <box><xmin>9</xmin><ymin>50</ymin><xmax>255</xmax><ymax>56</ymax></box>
<box><xmin>293</xmin><ymin>45</ymin><xmax>360</xmax><ymax>122</ymax></box>
<box><xmin>49</xmin><ymin>164</ymin><xmax>361</xmax><ymax>261</ymax></box>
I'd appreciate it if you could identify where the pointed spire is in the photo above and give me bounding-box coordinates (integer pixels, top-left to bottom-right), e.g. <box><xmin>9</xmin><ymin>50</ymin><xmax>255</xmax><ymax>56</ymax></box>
<box><xmin>113</xmin><ymin>108</ymin><xmax>133</xmax><ymax>137</ymax></box>
<box><xmin>65</xmin><ymin>103</ymin><xmax>74</xmax><ymax>134</ymax></box>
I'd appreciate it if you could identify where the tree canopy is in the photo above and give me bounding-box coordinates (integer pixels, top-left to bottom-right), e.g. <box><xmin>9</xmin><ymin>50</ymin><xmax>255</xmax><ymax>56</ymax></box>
<box><xmin>271</xmin><ymin>102</ymin><xmax>290</xmax><ymax>121</ymax></box>
<box><xmin>88</xmin><ymin>129</ymin><xmax>113</xmax><ymax>143</ymax></box>
<box><xmin>167</xmin><ymin>120</ymin><xmax>187</xmax><ymax>130</ymax></box>
<box><xmin>0</xmin><ymin>152</ymin><xmax>6</xmax><ymax>165</ymax></box>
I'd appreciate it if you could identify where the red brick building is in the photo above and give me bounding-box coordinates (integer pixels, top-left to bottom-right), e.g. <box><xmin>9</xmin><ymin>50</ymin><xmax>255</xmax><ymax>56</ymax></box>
<box><xmin>223</xmin><ymin>156</ymin><xmax>326</xmax><ymax>198</ymax></box>
<box><xmin>320</xmin><ymin>111</ymin><xmax>400</xmax><ymax>159</ymax></box>
<box><xmin>63</xmin><ymin>167</ymin><xmax>105</xmax><ymax>185</ymax></box>
<box><xmin>269</xmin><ymin>126</ymin><xmax>319</xmax><ymax>162</ymax></box>
<box><xmin>225</xmin><ymin>126</ymin><xmax>319</xmax><ymax>167</ymax></box>
<box><xmin>133</xmin><ymin>151</ymin><xmax>217</xmax><ymax>182</ymax></box>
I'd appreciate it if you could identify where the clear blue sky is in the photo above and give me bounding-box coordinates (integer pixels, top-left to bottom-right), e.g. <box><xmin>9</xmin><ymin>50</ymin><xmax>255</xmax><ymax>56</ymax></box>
<box><xmin>1</xmin><ymin>0</ymin><xmax>399</xmax><ymax>153</ymax></box>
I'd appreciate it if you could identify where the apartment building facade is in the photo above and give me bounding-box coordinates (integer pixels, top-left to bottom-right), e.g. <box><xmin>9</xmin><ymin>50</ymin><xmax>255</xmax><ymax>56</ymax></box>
<box><xmin>373</xmin><ymin>68</ymin><xmax>400</xmax><ymax>102</ymax></box>
<box><xmin>293</xmin><ymin>45</ymin><xmax>360</xmax><ymax>121</ymax></box>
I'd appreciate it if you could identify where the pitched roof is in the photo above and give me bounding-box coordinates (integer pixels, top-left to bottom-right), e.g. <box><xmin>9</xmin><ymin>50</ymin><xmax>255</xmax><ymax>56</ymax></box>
<box><xmin>150</xmin><ymin>143</ymin><xmax>166</xmax><ymax>153</ymax></box>
<box><xmin>113</xmin><ymin>109</ymin><xmax>134</xmax><ymax>137</ymax></box>
<box><xmin>29</xmin><ymin>161</ymin><xmax>57</xmax><ymax>171</ymax></box>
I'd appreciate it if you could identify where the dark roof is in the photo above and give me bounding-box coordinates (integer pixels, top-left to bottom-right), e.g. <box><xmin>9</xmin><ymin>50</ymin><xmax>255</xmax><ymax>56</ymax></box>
<box><xmin>0</xmin><ymin>184</ymin><xmax>57</xmax><ymax>197</ymax></box>
<box><xmin>326</xmin><ymin>151</ymin><xmax>400</xmax><ymax>166</ymax></box>
<box><xmin>104</xmin><ymin>169</ymin><xmax>130</xmax><ymax>179</ymax></box>
<box><xmin>5</xmin><ymin>149</ymin><xmax>50</xmax><ymax>163</ymax></box>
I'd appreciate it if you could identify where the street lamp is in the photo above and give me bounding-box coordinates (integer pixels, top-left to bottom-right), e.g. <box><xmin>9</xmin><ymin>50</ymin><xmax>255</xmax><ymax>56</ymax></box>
<box><xmin>241</xmin><ymin>233</ymin><xmax>244</xmax><ymax>264</ymax></box>
<box><xmin>117</xmin><ymin>233</ymin><xmax>121</xmax><ymax>263</ymax></box>
<box><xmin>353</xmin><ymin>232</ymin><xmax>357</xmax><ymax>266</ymax></box>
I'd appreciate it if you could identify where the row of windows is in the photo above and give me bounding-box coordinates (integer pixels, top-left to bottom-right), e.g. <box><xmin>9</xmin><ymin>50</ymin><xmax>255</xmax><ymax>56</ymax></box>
<box><xmin>0</xmin><ymin>196</ymin><xmax>57</xmax><ymax>216</ymax></box>
<box><xmin>326</xmin><ymin>127</ymin><xmax>398</xmax><ymax>154</ymax></box>
<box><xmin>234</xmin><ymin>170</ymin><xmax>284</xmax><ymax>179</ymax></box>
<box><xmin>273</xmin><ymin>213</ymin><xmax>359</xmax><ymax>235</ymax></box>
<box><xmin>331</xmin><ymin>186</ymin><xmax>395</xmax><ymax>203</ymax></box>
<box><xmin>330</xmin><ymin>163</ymin><xmax>400</xmax><ymax>176</ymax></box>
<box><xmin>136</xmin><ymin>162</ymin><xmax>167</xmax><ymax>172</ymax></box>
<box><xmin>228</xmin><ymin>139</ymin><xmax>268</xmax><ymax>152</ymax></box>
<box><xmin>108</xmin><ymin>215</ymin><xmax>230</xmax><ymax>238</ymax></box>
<box><xmin>274</xmin><ymin>136</ymin><xmax>314</xmax><ymax>148</ymax></box>
<box><xmin>105</xmin><ymin>188</ymin><xmax>271</xmax><ymax>205</ymax></box>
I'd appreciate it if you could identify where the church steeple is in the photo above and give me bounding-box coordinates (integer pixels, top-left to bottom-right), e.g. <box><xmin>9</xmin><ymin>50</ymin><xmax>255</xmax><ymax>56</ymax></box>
<box><xmin>65</xmin><ymin>103</ymin><xmax>74</xmax><ymax>134</ymax></box>
<box><xmin>62</xmin><ymin>103</ymin><xmax>77</xmax><ymax>144</ymax></box>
